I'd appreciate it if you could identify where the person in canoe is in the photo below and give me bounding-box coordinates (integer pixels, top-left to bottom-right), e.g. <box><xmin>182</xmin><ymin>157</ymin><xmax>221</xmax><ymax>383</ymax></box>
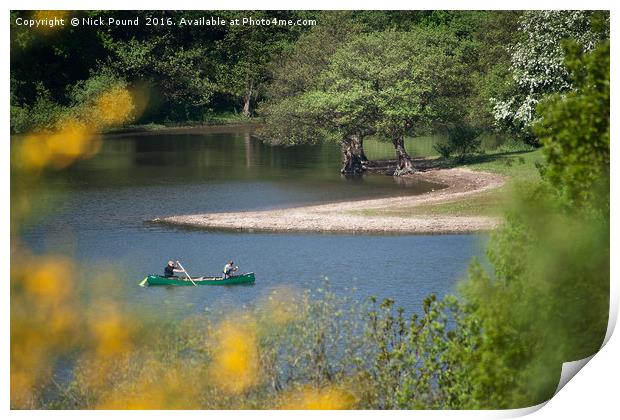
<box><xmin>164</xmin><ymin>260</ymin><xmax>183</xmax><ymax>278</ymax></box>
<box><xmin>223</xmin><ymin>260</ymin><xmax>238</xmax><ymax>279</ymax></box>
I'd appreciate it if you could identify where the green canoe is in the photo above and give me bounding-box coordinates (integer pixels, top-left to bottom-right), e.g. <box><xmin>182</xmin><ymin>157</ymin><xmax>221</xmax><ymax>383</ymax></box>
<box><xmin>140</xmin><ymin>272</ymin><xmax>255</xmax><ymax>286</ymax></box>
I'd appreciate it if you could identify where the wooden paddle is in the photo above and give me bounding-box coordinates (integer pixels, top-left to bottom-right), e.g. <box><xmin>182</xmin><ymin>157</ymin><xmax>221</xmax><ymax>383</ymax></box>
<box><xmin>176</xmin><ymin>261</ymin><xmax>197</xmax><ymax>286</ymax></box>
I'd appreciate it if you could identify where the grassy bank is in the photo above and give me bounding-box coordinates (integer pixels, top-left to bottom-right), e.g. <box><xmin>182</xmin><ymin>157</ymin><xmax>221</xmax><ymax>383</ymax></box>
<box><xmin>459</xmin><ymin>147</ymin><xmax>544</xmax><ymax>181</ymax></box>
<box><xmin>103</xmin><ymin>113</ymin><xmax>261</xmax><ymax>134</ymax></box>
<box><xmin>361</xmin><ymin>147</ymin><xmax>544</xmax><ymax>219</ymax></box>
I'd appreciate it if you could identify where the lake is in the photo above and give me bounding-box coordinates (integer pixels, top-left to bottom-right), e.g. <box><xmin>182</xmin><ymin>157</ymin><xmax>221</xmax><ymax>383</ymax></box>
<box><xmin>19</xmin><ymin>126</ymin><xmax>487</xmax><ymax>318</ymax></box>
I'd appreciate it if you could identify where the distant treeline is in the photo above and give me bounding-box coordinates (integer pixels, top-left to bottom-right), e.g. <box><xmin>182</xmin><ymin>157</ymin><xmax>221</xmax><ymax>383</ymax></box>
<box><xmin>10</xmin><ymin>11</ymin><xmax>609</xmax><ymax>172</ymax></box>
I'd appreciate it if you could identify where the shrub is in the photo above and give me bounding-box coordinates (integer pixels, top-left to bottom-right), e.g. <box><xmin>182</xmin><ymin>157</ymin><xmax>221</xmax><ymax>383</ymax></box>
<box><xmin>434</xmin><ymin>123</ymin><xmax>482</xmax><ymax>160</ymax></box>
<box><xmin>67</xmin><ymin>70</ymin><xmax>135</xmax><ymax>128</ymax></box>
<box><xmin>10</xmin><ymin>83</ymin><xmax>65</xmax><ymax>134</ymax></box>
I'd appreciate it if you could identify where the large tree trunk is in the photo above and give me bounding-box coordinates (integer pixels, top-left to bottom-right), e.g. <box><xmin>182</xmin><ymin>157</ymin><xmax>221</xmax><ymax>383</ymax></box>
<box><xmin>340</xmin><ymin>135</ymin><xmax>367</xmax><ymax>175</ymax></box>
<box><xmin>351</xmin><ymin>135</ymin><xmax>368</xmax><ymax>164</ymax></box>
<box><xmin>392</xmin><ymin>135</ymin><xmax>415</xmax><ymax>176</ymax></box>
<box><xmin>350</xmin><ymin>134</ymin><xmax>369</xmax><ymax>164</ymax></box>
<box><xmin>242</xmin><ymin>77</ymin><xmax>254</xmax><ymax>117</ymax></box>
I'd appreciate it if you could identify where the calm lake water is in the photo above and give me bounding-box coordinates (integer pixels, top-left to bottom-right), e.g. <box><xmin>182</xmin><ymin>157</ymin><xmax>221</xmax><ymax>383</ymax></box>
<box><xmin>20</xmin><ymin>126</ymin><xmax>487</xmax><ymax>318</ymax></box>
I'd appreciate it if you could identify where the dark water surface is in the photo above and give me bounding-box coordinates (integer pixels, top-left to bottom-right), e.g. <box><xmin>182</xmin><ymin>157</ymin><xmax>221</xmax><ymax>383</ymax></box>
<box><xmin>21</xmin><ymin>126</ymin><xmax>487</xmax><ymax>317</ymax></box>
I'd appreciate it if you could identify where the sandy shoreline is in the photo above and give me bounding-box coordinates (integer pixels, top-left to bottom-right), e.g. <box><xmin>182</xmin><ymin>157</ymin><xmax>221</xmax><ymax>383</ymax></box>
<box><xmin>152</xmin><ymin>168</ymin><xmax>506</xmax><ymax>235</ymax></box>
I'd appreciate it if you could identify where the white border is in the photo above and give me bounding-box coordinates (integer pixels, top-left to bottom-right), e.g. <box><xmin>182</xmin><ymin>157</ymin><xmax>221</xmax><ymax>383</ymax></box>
<box><xmin>3</xmin><ymin>1</ymin><xmax>618</xmax><ymax>419</ymax></box>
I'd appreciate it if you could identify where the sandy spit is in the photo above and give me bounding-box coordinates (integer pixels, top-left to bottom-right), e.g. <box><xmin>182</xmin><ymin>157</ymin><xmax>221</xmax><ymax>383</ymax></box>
<box><xmin>152</xmin><ymin>168</ymin><xmax>506</xmax><ymax>235</ymax></box>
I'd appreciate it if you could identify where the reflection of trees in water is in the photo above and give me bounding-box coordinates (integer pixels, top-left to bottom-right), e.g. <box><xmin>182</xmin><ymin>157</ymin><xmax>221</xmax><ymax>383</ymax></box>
<box><xmin>62</xmin><ymin>129</ymin><xmax>442</xmax><ymax>191</ymax></box>
<box><xmin>392</xmin><ymin>176</ymin><xmax>419</xmax><ymax>188</ymax></box>
<box><xmin>392</xmin><ymin>175</ymin><xmax>442</xmax><ymax>191</ymax></box>
<box><xmin>339</xmin><ymin>173</ymin><xmax>365</xmax><ymax>186</ymax></box>
<box><xmin>245</xmin><ymin>131</ymin><xmax>252</xmax><ymax>168</ymax></box>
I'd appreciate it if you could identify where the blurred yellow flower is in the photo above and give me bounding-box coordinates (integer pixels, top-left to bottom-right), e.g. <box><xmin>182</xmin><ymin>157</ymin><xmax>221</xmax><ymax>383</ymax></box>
<box><xmin>10</xmin><ymin>80</ymin><xmax>148</xmax><ymax>408</ymax></box>
<box><xmin>22</xmin><ymin>259</ymin><xmax>74</xmax><ymax>302</ymax></box>
<box><xmin>11</xmin><ymin>255</ymin><xmax>80</xmax><ymax>408</ymax></box>
<box><xmin>15</xmin><ymin>84</ymin><xmax>141</xmax><ymax>171</ymax></box>
<box><xmin>92</xmin><ymin>86</ymin><xmax>136</xmax><ymax>126</ymax></box>
<box><xmin>10</xmin><ymin>371</ymin><xmax>34</xmax><ymax>408</ymax></box>
<box><xmin>209</xmin><ymin>317</ymin><xmax>259</xmax><ymax>394</ymax></box>
<box><xmin>18</xmin><ymin>119</ymin><xmax>100</xmax><ymax>170</ymax></box>
<box><xmin>89</xmin><ymin>354</ymin><xmax>207</xmax><ymax>409</ymax></box>
<box><xmin>48</xmin><ymin>119</ymin><xmax>99</xmax><ymax>162</ymax></box>
<box><xmin>89</xmin><ymin>301</ymin><xmax>133</xmax><ymax>357</ymax></box>
<box><xmin>280</xmin><ymin>386</ymin><xmax>356</xmax><ymax>409</ymax></box>
<box><xmin>18</xmin><ymin>133</ymin><xmax>53</xmax><ymax>170</ymax></box>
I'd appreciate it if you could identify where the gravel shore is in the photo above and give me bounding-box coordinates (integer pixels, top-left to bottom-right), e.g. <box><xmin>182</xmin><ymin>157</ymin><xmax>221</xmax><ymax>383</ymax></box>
<box><xmin>152</xmin><ymin>168</ymin><xmax>505</xmax><ymax>234</ymax></box>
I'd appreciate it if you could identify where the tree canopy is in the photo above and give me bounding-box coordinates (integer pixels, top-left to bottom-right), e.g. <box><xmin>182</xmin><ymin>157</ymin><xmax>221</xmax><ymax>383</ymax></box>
<box><xmin>491</xmin><ymin>10</ymin><xmax>609</xmax><ymax>142</ymax></box>
<box><xmin>296</xmin><ymin>29</ymin><xmax>471</xmax><ymax>173</ymax></box>
<box><xmin>10</xmin><ymin>10</ymin><xmax>316</xmax><ymax>129</ymax></box>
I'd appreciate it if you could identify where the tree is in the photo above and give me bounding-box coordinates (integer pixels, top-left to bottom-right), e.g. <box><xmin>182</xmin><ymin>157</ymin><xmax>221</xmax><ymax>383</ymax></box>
<box><xmin>257</xmin><ymin>12</ymin><xmax>367</xmax><ymax>173</ymax></box>
<box><xmin>99</xmin><ymin>11</ymin><xmax>220</xmax><ymax>121</ymax></box>
<box><xmin>467</xmin><ymin>11</ymin><xmax>522</xmax><ymax>131</ymax></box>
<box><xmin>491</xmin><ymin>10</ymin><xmax>609</xmax><ymax>143</ymax></box>
<box><xmin>212</xmin><ymin>11</ymin><xmax>314</xmax><ymax>117</ymax></box>
<box><xmin>299</xmin><ymin>89</ymin><xmax>376</xmax><ymax>174</ymax></box>
<box><xmin>305</xmin><ymin>29</ymin><xmax>470</xmax><ymax>175</ymax></box>
<box><xmin>10</xmin><ymin>10</ymin><xmax>109</xmax><ymax>111</ymax></box>
<box><xmin>10</xmin><ymin>11</ymin><xmax>312</xmax><ymax>126</ymax></box>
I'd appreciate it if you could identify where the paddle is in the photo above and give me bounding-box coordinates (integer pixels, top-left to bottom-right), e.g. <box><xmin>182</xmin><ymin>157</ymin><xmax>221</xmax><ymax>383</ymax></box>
<box><xmin>176</xmin><ymin>261</ymin><xmax>197</xmax><ymax>286</ymax></box>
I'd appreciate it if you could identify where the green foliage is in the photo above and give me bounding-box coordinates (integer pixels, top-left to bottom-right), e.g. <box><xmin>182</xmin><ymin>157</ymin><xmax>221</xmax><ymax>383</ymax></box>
<box><xmin>258</xmin><ymin>12</ymin><xmax>362</xmax><ymax>145</ymax></box>
<box><xmin>10</xmin><ymin>82</ymin><xmax>65</xmax><ymax>134</ymax></box>
<box><xmin>105</xmin><ymin>34</ymin><xmax>217</xmax><ymax>122</ymax></box>
<box><xmin>211</xmin><ymin>11</ymin><xmax>313</xmax><ymax>116</ymax></box>
<box><xmin>200</xmin><ymin>110</ymin><xmax>255</xmax><ymax>125</ymax></box>
<box><xmin>434</xmin><ymin>124</ymin><xmax>482</xmax><ymax>160</ymax></box>
<box><xmin>392</xmin><ymin>295</ymin><xmax>481</xmax><ymax>409</ymax></box>
<box><xmin>492</xmin><ymin>11</ymin><xmax>609</xmax><ymax>142</ymax></box>
<box><xmin>11</xmin><ymin>11</ymin><xmax>611</xmax><ymax>410</ymax></box>
<box><xmin>67</xmin><ymin>70</ymin><xmax>125</xmax><ymax>107</ymax></box>
<box><xmin>10</xmin><ymin>10</ymin><xmax>313</xmax><ymax>126</ymax></box>
<box><xmin>466</xmin><ymin>11</ymin><xmax>522</xmax><ymax>130</ymax></box>
<box><xmin>10</xmin><ymin>70</ymin><xmax>134</xmax><ymax>133</ymax></box>
<box><xmin>258</xmin><ymin>12</ymin><xmax>501</xmax><ymax>147</ymax></box>
<box><xmin>460</xmin><ymin>183</ymin><xmax>609</xmax><ymax>408</ymax></box>
<box><xmin>300</xmin><ymin>29</ymin><xmax>470</xmax><ymax>143</ymax></box>
<box><xmin>458</xmin><ymin>39</ymin><xmax>610</xmax><ymax>408</ymax></box>
<box><xmin>534</xmin><ymin>40</ymin><xmax>610</xmax><ymax>211</ymax></box>
<box><xmin>38</xmin><ymin>282</ymin><xmax>484</xmax><ymax>409</ymax></box>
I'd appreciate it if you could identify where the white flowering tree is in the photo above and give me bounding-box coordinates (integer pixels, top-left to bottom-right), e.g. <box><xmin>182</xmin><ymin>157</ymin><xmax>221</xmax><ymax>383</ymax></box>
<box><xmin>491</xmin><ymin>10</ymin><xmax>609</xmax><ymax>142</ymax></box>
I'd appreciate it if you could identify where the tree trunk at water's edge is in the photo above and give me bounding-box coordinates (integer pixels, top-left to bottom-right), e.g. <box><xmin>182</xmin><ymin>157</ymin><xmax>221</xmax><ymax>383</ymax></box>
<box><xmin>340</xmin><ymin>135</ymin><xmax>367</xmax><ymax>175</ymax></box>
<box><xmin>242</xmin><ymin>77</ymin><xmax>254</xmax><ymax>117</ymax></box>
<box><xmin>356</xmin><ymin>135</ymin><xmax>369</xmax><ymax>163</ymax></box>
<box><xmin>392</xmin><ymin>135</ymin><xmax>415</xmax><ymax>176</ymax></box>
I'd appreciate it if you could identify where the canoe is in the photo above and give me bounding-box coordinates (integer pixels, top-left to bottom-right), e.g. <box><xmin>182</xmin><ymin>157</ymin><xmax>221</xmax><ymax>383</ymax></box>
<box><xmin>140</xmin><ymin>272</ymin><xmax>255</xmax><ymax>286</ymax></box>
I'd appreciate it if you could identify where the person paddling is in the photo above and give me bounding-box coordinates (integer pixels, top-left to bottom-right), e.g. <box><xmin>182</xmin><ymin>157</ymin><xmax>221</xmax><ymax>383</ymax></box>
<box><xmin>164</xmin><ymin>260</ymin><xmax>183</xmax><ymax>277</ymax></box>
<box><xmin>223</xmin><ymin>261</ymin><xmax>238</xmax><ymax>279</ymax></box>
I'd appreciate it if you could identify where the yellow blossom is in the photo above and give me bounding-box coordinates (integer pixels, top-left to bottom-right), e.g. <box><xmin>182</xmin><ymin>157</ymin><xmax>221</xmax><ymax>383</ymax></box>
<box><xmin>209</xmin><ymin>317</ymin><xmax>259</xmax><ymax>394</ymax></box>
<box><xmin>280</xmin><ymin>386</ymin><xmax>356</xmax><ymax>409</ymax></box>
